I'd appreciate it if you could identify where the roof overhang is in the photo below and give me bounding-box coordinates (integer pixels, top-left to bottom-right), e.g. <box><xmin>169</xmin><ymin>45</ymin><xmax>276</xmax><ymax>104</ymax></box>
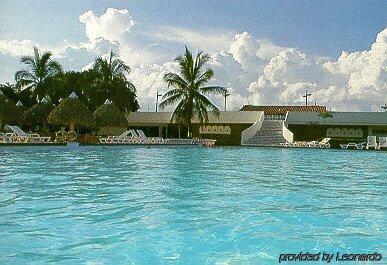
<box><xmin>285</xmin><ymin>111</ymin><xmax>387</xmax><ymax>126</ymax></box>
<box><xmin>126</xmin><ymin>111</ymin><xmax>263</xmax><ymax>126</ymax></box>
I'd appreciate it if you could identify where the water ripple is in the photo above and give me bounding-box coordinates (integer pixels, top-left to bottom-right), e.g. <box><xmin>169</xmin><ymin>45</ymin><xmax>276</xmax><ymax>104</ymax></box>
<box><xmin>0</xmin><ymin>146</ymin><xmax>386</xmax><ymax>264</ymax></box>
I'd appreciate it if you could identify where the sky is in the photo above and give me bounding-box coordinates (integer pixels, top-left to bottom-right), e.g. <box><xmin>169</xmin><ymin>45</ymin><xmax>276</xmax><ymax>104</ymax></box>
<box><xmin>0</xmin><ymin>0</ymin><xmax>386</xmax><ymax>111</ymax></box>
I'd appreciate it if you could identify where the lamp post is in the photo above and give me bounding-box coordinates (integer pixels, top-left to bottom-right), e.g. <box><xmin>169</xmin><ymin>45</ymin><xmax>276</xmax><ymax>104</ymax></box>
<box><xmin>155</xmin><ymin>90</ymin><xmax>162</xmax><ymax>112</ymax></box>
<box><xmin>223</xmin><ymin>90</ymin><xmax>230</xmax><ymax>111</ymax></box>
<box><xmin>303</xmin><ymin>91</ymin><xmax>312</xmax><ymax>106</ymax></box>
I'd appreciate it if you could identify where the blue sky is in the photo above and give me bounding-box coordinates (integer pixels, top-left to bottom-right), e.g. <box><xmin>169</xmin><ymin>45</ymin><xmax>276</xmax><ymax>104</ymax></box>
<box><xmin>0</xmin><ymin>1</ymin><xmax>386</xmax><ymax>111</ymax></box>
<box><xmin>1</xmin><ymin>0</ymin><xmax>385</xmax><ymax>56</ymax></box>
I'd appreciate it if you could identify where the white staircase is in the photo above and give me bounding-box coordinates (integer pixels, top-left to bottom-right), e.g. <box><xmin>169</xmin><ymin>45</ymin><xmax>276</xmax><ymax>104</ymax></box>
<box><xmin>242</xmin><ymin>120</ymin><xmax>286</xmax><ymax>146</ymax></box>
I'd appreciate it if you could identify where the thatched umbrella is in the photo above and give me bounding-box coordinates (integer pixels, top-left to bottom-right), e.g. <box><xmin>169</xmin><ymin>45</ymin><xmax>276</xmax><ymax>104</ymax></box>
<box><xmin>24</xmin><ymin>96</ymin><xmax>54</xmax><ymax>128</ymax></box>
<box><xmin>14</xmin><ymin>101</ymin><xmax>26</xmax><ymax>125</ymax></box>
<box><xmin>0</xmin><ymin>92</ymin><xmax>24</xmax><ymax>127</ymax></box>
<box><xmin>94</xmin><ymin>99</ymin><xmax>128</xmax><ymax>127</ymax></box>
<box><xmin>48</xmin><ymin>92</ymin><xmax>94</xmax><ymax>132</ymax></box>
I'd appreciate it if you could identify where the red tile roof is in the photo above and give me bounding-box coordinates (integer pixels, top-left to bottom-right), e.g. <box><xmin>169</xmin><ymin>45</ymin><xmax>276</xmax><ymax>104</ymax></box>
<box><xmin>239</xmin><ymin>105</ymin><xmax>327</xmax><ymax>115</ymax></box>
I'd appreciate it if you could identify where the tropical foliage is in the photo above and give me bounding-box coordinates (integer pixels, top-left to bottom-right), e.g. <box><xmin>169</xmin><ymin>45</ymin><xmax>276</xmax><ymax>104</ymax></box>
<box><xmin>159</xmin><ymin>47</ymin><xmax>226</xmax><ymax>137</ymax></box>
<box><xmin>318</xmin><ymin>111</ymin><xmax>333</xmax><ymax>124</ymax></box>
<box><xmin>1</xmin><ymin>46</ymin><xmax>227</xmax><ymax>139</ymax></box>
<box><xmin>48</xmin><ymin>94</ymin><xmax>94</xmax><ymax>131</ymax></box>
<box><xmin>10</xmin><ymin>50</ymin><xmax>140</xmax><ymax>113</ymax></box>
<box><xmin>0</xmin><ymin>47</ymin><xmax>140</xmax><ymax>131</ymax></box>
<box><xmin>24</xmin><ymin>100</ymin><xmax>54</xmax><ymax>127</ymax></box>
<box><xmin>93</xmin><ymin>100</ymin><xmax>128</xmax><ymax>128</ymax></box>
<box><xmin>15</xmin><ymin>47</ymin><xmax>63</xmax><ymax>101</ymax></box>
<box><xmin>42</xmin><ymin>70</ymin><xmax>98</xmax><ymax>107</ymax></box>
<box><xmin>91</xmin><ymin>51</ymin><xmax>139</xmax><ymax>112</ymax></box>
<box><xmin>0</xmin><ymin>92</ymin><xmax>24</xmax><ymax>126</ymax></box>
<box><xmin>0</xmin><ymin>83</ymin><xmax>35</xmax><ymax>108</ymax></box>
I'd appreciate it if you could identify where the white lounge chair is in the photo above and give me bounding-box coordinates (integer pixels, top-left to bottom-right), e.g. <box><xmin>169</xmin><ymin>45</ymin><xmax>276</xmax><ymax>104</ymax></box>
<box><xmin>0</xmin><ymin>132</ymin><xmax>8</xmax><ymax>143</ymax></box>
<box><xmin>279</xmin><ymin>142</ymin><xmax>292</xmax><ymax>147</ymax></box>
<box><xmin>318</xmin><ymin>138</ymin><xmax>331</xmax><ymax>148</ymax></box>
<box><xmin>366</xmin><ymin>136</ymin><xmax>378</xmax><ymax>150</ymax></box>
<box><xmin>356</xmin><ymin>142</ymin><xmax>367</xmax><ymax>149</ymax></box>
<box><xmin>54</xmin><ymin>130</ymin><xmax>77</xmax><ymax>143</ymax></box>
<box><xmin>136</xmin><ymin>130</ymin><xmax>164</xmax><ymax>144</ymax></box>
<box><xmin>99</xmin><ymin>129</ymin><xmax>140</xmax><ymax>144</ymax></box>
<box><xmin>340</xmin><ymin>142</ymin><xmax>366</xmax><ymax>149</ymax></box>
<box><xmin>4</xmin><ymin>125</ymin><xmax>51</xmax><ymax>143</ymax></box>
<box><xmin>307</xmin><ymin>138</ymin><xmax>331</xmax><ymax>148</ymax></box>
<box><xmin>379</xmin><ymin>137</ymin><xmax>387</xmax><ymax>149</ymax></box>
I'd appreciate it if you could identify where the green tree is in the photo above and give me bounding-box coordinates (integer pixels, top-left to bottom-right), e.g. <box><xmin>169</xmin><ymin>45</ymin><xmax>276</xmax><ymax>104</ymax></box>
<box><xmin>318</xmin><ymin>111</ymin><xmax>333</xmax><ymax>125</ymax></box>
<box><xmin>159</xmin><ymin>47</ymin><xmax>226</xmax><ymax>137</ymax></box>
<box><xmin>0</xmin><ymin>83</ymin><xmax>34</xmax><ymax>108</ymax></box>
<box><xmin>44</xmin><ymin>70</ymin><xmax>97</xmax><ymax>107</ymax></box>
<box><xmin>91</xmin><ymin>51</ymin><xmax>139</xmax><ymax>112</ymax></box>
<box><xmin>0</xmin><ymin>93</ymin><xmax>23</xmax><ymax>127</ymax></box>
<box><xmin>15</xmin><ymin>47</ymin><xmax>63</xmax><ymax>101</ymax></box>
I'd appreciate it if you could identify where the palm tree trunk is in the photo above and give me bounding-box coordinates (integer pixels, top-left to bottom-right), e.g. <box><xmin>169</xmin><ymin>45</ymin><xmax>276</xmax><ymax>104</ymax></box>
<box><xmin>187</xmin><ymin>121</ymin><xmax>191</xmax><ymax>138</ymax></box>
<box><xmin>70</xmin><ymin>123</ymin><xmax>75</xmax><ymax>132</ymax></box>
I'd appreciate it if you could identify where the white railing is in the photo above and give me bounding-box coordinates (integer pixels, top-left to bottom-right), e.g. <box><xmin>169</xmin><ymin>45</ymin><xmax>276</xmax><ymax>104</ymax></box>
<box><xmin>241</xmin><ymin>112</ymin><xmax>264</xmax><ymax>144</ymax></box>
<box><xmin>282</xmin><ymin>112</ymin><xmax>294</xmax><ymax>143</ymax></box>
<box><xmin>265</xmin><ymin>114</ymin><xmax>286</xmax><ymax>120</ymax></box>
<box><xmin>282</xmin><ymin>121</ymin><xmax>294</xmax><ymax>144</ymax></box>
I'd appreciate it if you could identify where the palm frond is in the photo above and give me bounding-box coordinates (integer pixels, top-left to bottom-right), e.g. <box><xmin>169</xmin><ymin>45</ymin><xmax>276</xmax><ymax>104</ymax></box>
<box><xmin>15</xmin><ymin>69</ymin><xmax>34</xmax><ymax>82</ymax></box>
<box><xmin>163</xmin><ymin>47</ymin><xmax>223</xmax><ymax>131</ymax></box>
<box><xmin>192</xmin><ymin>51</ymin><xmax>210</xmax><ymax>80</ymax></box>
<box><xmin>164</xmin><ymin>73</ymin><xmax>188</xmax><ymax>89</ymax></box>
<box><xmin>175</xmin><ymin>46</ymin><xmax>194</xmax><ymax>82</ymax></box>
<box><xmin>20</xmin><ymin>55</ymin><xmax>37</xmax><ymax>69</ymax></box>
<box><xmin>193</xmin><ymin>90</ymin><xmax>220</xmax><ymax>114</ymax></box>
<box><xmin>40</xmin><ymin>51</ymin><xmax>53</xmax><ymax>67</ymax></box>
<box><xmin>195</xmin><ymin>69</ymin><xmax>214</xmax><ymax>88</ymax></box>
<box><xmin>111</xmin><ymin>58</ymin><xmax>130</xmax><ymax>76</ymax></box>
<box><xmin>127</xmin><ymin>81</ymin><xmax>136</xmax><ymax>93</ymax></box>
<box><xmin>159</xmin><ymin>93</ymin><xmax>183</xmax><ymax>109</ymax></box>
<box><xmin>162</xmin><ymin>88</ymin><xmax>183</xmax><ymax>99</ymax></box>
<box><xmin>199</xmin><ymin>85</ymin><xmax>226</xmax><ymax>95</ymax></box>
<box><xmin>193</xmin><ymin>100</ymin><xmax>208</xmax><ymax>123</ymax></box>
<box><xmin>47</xmin><ymin>60</ymin><xmax>63</xmax><ymax>74</ymax></box>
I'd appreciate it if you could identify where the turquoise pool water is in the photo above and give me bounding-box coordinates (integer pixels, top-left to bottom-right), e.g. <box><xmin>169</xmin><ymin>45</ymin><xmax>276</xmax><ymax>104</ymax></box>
<box><xmin>0</xmin><ymin>146</ymin><xmax>386</xmax><ymax>264</ymax></box>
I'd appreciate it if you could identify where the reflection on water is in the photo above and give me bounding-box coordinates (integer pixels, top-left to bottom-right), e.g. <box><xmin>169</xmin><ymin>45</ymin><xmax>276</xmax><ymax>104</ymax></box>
<box><xmin>0</xmin><ymin>146</ymin><xmax>386</xmax><ymax>264</ymax></box>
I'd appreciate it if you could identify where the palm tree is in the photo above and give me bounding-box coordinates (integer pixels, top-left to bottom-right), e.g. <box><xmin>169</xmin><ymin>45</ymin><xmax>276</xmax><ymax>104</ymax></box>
<box><xmin>93</xmin><ymin>51</ymin><xmax>130</xmax><ymax>83</ymax></box>
<box><xmin>159</xmin><ymin>47</ymin><xmax>226</xmax><ymax>137</ymax></box>
<box><xmin>15</xmin><ymin>47</ymin><xmax>63</xmax><ymax>101</ymax></box>
<box><xmin>92</xmin><ymin>51</ymin><xmax>139</xmax><ymax>112</ymax></box>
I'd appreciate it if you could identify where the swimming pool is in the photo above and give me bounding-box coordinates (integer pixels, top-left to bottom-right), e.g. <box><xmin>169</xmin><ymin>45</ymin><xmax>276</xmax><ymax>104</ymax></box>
<box><xmin>0</xmin><ymin>146</ymin><xmax>385</xmax><ymax>264</ymax></box>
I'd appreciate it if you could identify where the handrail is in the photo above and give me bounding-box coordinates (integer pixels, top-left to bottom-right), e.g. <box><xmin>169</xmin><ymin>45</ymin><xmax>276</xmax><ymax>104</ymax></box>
<box><xmin>282</xmin><ymin>111</ymin><xmax>294</xmax><ymax>143</ymax></box>
<box><xmin>241</xmin><ymin>112</ymin><xmax>264</xmax><ymax>144</ymax></box>
<box><xmin>282</xmin><ymin>122</ymin><xmax>294</xmax><ymax>143</ymax></box>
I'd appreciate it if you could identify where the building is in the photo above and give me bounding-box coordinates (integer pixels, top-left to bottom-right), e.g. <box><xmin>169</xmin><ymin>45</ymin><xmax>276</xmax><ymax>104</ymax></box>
<box><xmin>240</xmin><ymin>105</ymin><xmax>326</xmax><ymax>120</ymax></box>
<box><xmin>284</xmin><ymin>111</ymin><xmax>387</xmax><ymax>146</ymax></box>
<box><xmin>124</xmin><ymin>106</ymin><xmax>387</xmax><ymax>147</ymax></box>
<box><xmin>126</xmin><ymin>111</ymin><xmax>263</xmax><ymax>145</ymax></box>
<box><xmin>239</xmin><ymin>105</ymin><xmax>327</xmax><ymax>146</ymax></box>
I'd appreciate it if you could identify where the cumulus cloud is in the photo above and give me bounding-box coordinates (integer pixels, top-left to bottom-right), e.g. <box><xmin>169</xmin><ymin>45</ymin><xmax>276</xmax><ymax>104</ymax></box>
<box><xmin>80</xmin><ymin>26</ymin><xmax>387</xmax><ymax>111</ymax></box>
<box><xmin>249</xmin><ymin>28</ymin><xmax>387</xmax><ymax>111</ymax></box>
<box><xmin>78</xmin><ymin>8</ymin><xmax>164</xmax><ymax>66</ymax></box>
<box><xmin>0</xmin><ymin>6</ymin><xmax>385</xmax><ymax>111</ymax></box>
<box><xmin>128</xmin><ymin>62</ymin><xmax>180</xmax><ymax>111</ymax></box>
<box><xmin>79</xmin><ymin>8</ymin><xmax>135</xmax><ymax>43</ymax></box>
<box><xmin>0</xmin><ymin>39</ymin><xmax>35</xmax><ymax>57</ymax></box>
<box><xmin>229</xmin><ymin>31</ymin><xmax>285</xmax><ymax>72</ymax></box>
